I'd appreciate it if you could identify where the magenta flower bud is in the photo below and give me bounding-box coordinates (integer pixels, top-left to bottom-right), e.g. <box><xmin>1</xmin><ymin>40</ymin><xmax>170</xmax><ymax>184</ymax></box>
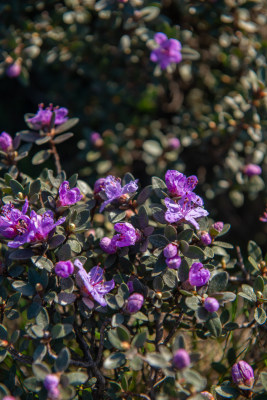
<box><xmin>94</xmin><ymin>178</ymin><xmax>105</xmax><ymax>195</ymax></box>
<box><xmin>90</xmin><ymin>132</ymin><xmax>103</xmax><ymax>147</ymax></box>
<box><xmin>55</xmin><ymin>261</ymin><xmax>74</xmax><ymax>278</ymax></box>
<box><xmin>6</xmin><ymin>63</ymin><xmax>21</xmax><ymax>78</ymax></box>
<box><xmin>204</xmin><ymin>297</ymin><xmax>219</xmax><ymax>313</ymax></box>
<box><xmin>0</xmin><ymin>131</ymin><xmax>13</xmax><ymax>152</ymax></box>
<box><xmin>126</xmin><ymin>293</ymin><xmax>144</xmax><ymax>313</ymax></box>
<box><xmin>44</xmin><ymin>374</ymin><xmax>60</xmax><ymax>391</ymax></box>
<box><xmin>163</xmin><ymin>243</ymin><xmax>178</xmax><ymax>258</ymax></box>
<box><xmin>48</xmin><ymin>387</ymin><xmax>60</xmax><ymax>400</ymax></box>
<box><xmin>201</xmin><ymin>232</ymin><xmax>212</xmax><ymax>246</ymax></box>
<box><xmin>172</xmin><ymin>349</ymin><xmax>190</xmax><ymax>369</ymax></box>
<box><xmin>168</xmin><ymin>137</ymin><xmax>180</xmax><ymax>150</ymax></box>
<box><xmin>243</xmin><ymin>163</ymin><xmax>262</xmax><ymax>177</ymax></box>
<box><xmin>3</xmin><ymin>397</ymin><xmax>16</xmax><ymax>400</ymax></box>
<box><xmin>100</xmin><ymin>237</ymin><xmax>117</xmax><ymax>254</ymax></box>
<box><xmin>231</xmin><ymin>361</ymin><xmax>254</xmax><ymax>387</ymax></box>
<box><xmin>127</xmin><ymin>280</ymin><xmax>134</xmax><ymax>293</ymax></box>
<box><xmin>189</xmin><ymin>262</ymin><xmax>210</xmax><ymax>287</ymax></box>
<box><xmin>212</xmin><ymin>221</ymin><xmax>224</xmax><ymax>233</ymax></box>
<box><xmin>166</xmin><ymin>256</ymin><xmax>181</xmax><ymax>270</ymax></box>
<box><xmin>150</xmin><ymin>33</ymin><xmax>182</xmax><ymax>70</ymax></box>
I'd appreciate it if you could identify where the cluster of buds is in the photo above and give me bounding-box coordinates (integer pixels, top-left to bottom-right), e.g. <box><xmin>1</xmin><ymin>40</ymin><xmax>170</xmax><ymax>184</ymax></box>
<box><xmin>172</xmin><ymin>349</ymin><xmax>190</xmax><ymax>369</ymax></box>
<box><xmin>44</xmin><ymin>374</ymin><xmax>60</xmax><ymax>399</ymax></box>
<box><xmin>163</xmin><ymin>243</ymin><xmax>181</xmax><ymax>270</ymax></box>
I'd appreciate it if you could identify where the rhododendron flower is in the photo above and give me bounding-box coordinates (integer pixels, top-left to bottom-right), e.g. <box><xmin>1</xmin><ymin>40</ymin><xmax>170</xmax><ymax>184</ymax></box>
<box><xmin>189</xmin><ymin>262</ymin><xmax>210</xmax><ymax>287</ymax></box>
<box><xmin>6</xmin><ymin>62</ymin><xmax>21</xmax><ymax>78</ymax></box>
<box><xmin>126</xmin><ymin>293</ymin><xmax>144</xmax><ymax>313</ymax></box>
<box><xmin>113</xmin><ymin>222</ymin><xmax>139</xmax><ymax>247</ymax></box>
<box><xmin>165</xmin><ymin>170</ymin><xmax>199</xmax><ymax>199</ymax></box>
<box><xmin>166</xmin><ymin>256</ymin><xmax>181</xmax><ymax>270</ymax></box>
<box><xmin>0</xmin><ymin>131</ymin><xmax>13</xmax><ymax>152</ymax></box>
<box><xmin>98</xmin><ymin>175</ymin><xmax>138</xmax><ymax>212</ymax></box>
<box><xmin>8</xmin><ymin>210</ymin><xmax>65</xmax><ymax>248</ymax></box>
<box><xmin>27</xmin><ymin>104</ymin><xmax>68</xmax><ymax>130</ymax></box>
<box><xmin>150</xmin><ymin>33</ymin><xmax>182</xmax><ymax>70</ymax></box>
<box><xmin>0</xmin><ymin>200</ymin><xmax>30</xmax><ymax>239</ymax></box>
<box><xmin>99</xmin><ymin>237</ymin><xmax>117</xmax><ymax>254</ymax></box>
<box><xmin>172</xmin><ymin>349</ymin><xmax>190</xmax><ymax>369</ymax></box>
<box><xmin>204</xmin><ymin>297</ymin><xmax>219</xmax><ymax>312</ymax></box>
<box><xmin>165</xmin><ymin>197</ymin><xmax>208</xmax><ymax>229</ymax></box>
<box><xmin>57</xmin><ymin>181</ymin><xmax>82</xmax><ymax>207</ymax></box>
<box><xmin>55</xmin><ymin>261</ymin><xmax>74</xmax><ymax>278</ymax></box>
<box><xmin>232</xmin><ymin>361</ymin><xmax>254</xmax><ymax>387</ymax></box>
<box><xmin>74</xmin><ymin>259</ymin><xmax>115</xmax><ymax>308</ymax></box>
<box><xmin>163</xmin><ymin>243</ymin><xmax>178</xmax><ymax>258</ymax></box>
<box><xmin>243</xmin><ymin>163</ymin><xmax>262</xmax><ymax>177</ymax></box>
<box><xmin>44</xmin><ymin>374</ymin><xmax>60</xmax><ymax>400</ymax></box>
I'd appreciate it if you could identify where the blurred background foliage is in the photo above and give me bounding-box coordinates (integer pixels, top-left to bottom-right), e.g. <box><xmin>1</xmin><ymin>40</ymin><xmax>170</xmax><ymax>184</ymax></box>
<box><xmin>0</xmin><ymin>0</ymin><xmax>266</xmax><ymax>247</ymax></box>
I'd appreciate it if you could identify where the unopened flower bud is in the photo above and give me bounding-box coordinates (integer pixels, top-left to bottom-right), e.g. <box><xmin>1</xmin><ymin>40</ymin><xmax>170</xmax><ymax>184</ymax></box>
<box><xmin>100</xmin><ymin>237</ymin><xmax>117</xmax><ymax>254</ymax></box>
<box><xmin>44</xmin><ymin>374</ymin><xmax>60</xmax><ymax>391</ymax></box>
<box><xmin>126</xmin><ymin>293</ymin><xmax>144</xmax><ymax>314</ymax></box>
<box><xmin>90</xmin><ymin>132</ymin><xmax>104</xmax><ymax>147</ymax></box>
<box><xmin>55</xmin><ymin>261</ymin><xmax>74</xmax><ymax>278</ymax></box>
<box><xmin>231</xmin><ymin>361</ymin><xmax>254</xmax><ymax>387</ymax></box>
<box><xmin>68</xmin><ymin>223</ymin><xmax>76</xmax><ymax>232</ymax></box>
<box><xmin>166</xmin><ymin>256</ymin><xmax>181</xmax><ymax>270</ymax></box>
<box><xmin>212</xmin><ymin>221</ymin><xmax>224</xmax><ymax>233</ymax></box>
<box><xmin>243</xmin><ymin>164</ymin><xmax>262</xmax><ymax>177</ymax></box>
<box><xmin>6</xmin><ymin>62</ymin><xmax>21</xmax><ymax>78</ymax></box>
<box><xmin>17</xmin><ymin>192</ymin><xmax>24</xmax><ymax>200</ymax></box>
<box><xmin>172</xmin><ymin>349</ymin><xmax>190</xmax><ymax>369</ymax></box>
<box><xmin>167</xmin><ymin>137</ymin><xmax>180</xmax><ymax>150</ymax></box>
<box><xmin>156</xmin><ymin>291</ymin><xmax>162</xmax><ymax>299</ymax></box>
<box><xmin>201</xmin><ymin>232</ymin><xmax>212</xmax><ymax>246</ymax></box>
<box><xmin>35</xmin><ymin>283</ymin><xmax>43</xmax><ymax>292</ymax></box>
<box><xmin>3</xmin><ymin>396</ymin><xmax>16</xmax><ymax>400</ymax></box>
<box><xmin>204</xmin><ymin>297</ymin><xmax>219</xmax><ymax>313</ymax></box>
<box><xmin>48</xmin><ymin>387</ymin><xmax>60</xmax><ymax>400</ymax></box>
<box><xmin>163</xmin><ymin>243</ymin><xmax>178</xmax><ymax>258</ymax></box>
<box><xmin>256</xmin><ymin>291</ymin><xmax>263</xmax><ymax>299</ymax></box>
<box><xmin>0</xmin><ymin>131</ymin><xmax>13</xmax><ymax>152</ymax></box>
<box><xmin>94</xmin><ymin>178</ymin><xmax>105</xmax><ymax>195</ymax></box>
<box><xmin>121</xmin><ymin>341</ymin><xmax>131</xmax><ymax>350</ymax></box>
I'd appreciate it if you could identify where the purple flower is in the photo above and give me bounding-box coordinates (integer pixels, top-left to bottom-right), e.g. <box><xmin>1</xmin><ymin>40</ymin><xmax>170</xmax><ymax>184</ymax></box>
<box><xmin>212</xmin><ymin>221</ymin><xmax>224</xmax><ymax>232</ymax></box>
<box><xmin>74</xmin><ymin>259</ymin><xmax>115</xmax><ymax>308</ymax></box>
<box><xmin>6</xmin><ymin>63</ymin><xmax>21</xmax><ymax>78</ymax></box>
<box><xmin>150</xmin><ymin>33</ymin><xmax>182</xmax><ymax>70</ymax></box>
<box><xmin>204</xmin><ymin>297</ymin><xmax>219</xmax><ymax>312</ymax></box>
<box><xmin>201</xmin><ymin>232</ymin><xmax>212</xmax><ymax>246</ymax></box>
<box><xmin>0</xmin><ymin>200</ymin><xmax>30</xmax><ymax>239</ymax></box>
<box><xmin>243</xmin><ymin>163</ymin><xmax>262</xmax><ymax>177</ymax></box>
<box><xmin>94</xmin><ymin>178</ymin><xmax>106</xmax><ymax>195</ymax></box>
<box><xmin>231</xmin><ymin>361</ymin><xmax>254</xmax><ymax>387</ymax></box>
<box><xmin>98</xmin><ymin>175</ymin><xmax>138</xmax><ymax>212</ymax></box>
<box><xmin>112</xmin><ymin>222</ymin><xmax>139</xmax><ymax>247</ymax></box>
<box><xmin>90</xmin><ymin>132</ymin><xmax>103</xmax><ymax>147</ymax></box>
<box><xmin>172</xmin><ymin>349</ymin><xmax>190</xmax><ymax>369</ymax></box>
<box><xmin>189</xmin><ymin>262</ymin><xmax>210</xmax><ymax>287</ymax></box>
<box><xmin>165</xmin><ymin>197</ymin><xmax>208</xmax><ymax>229</ymax></box>
<box><xmin>168</xmin><ymin>137</ymin><xmax>180</xmax><ymax>150</ymax></box>
<box><xmin>27</xmin><ymin>104</ymin><xmax>68</xmax><ymax>130</ymax></box>
<box><xmin>3</xmin><ymin>397</ymin><xmax>16</xmax><ymax>400</ymax></box>
<box><xmin>126</xmin><ymin>293</ymin><xmax>144</xmax><ymax>313</ymax></box>
<box><xmin>163</xmin><ymin>243</ymin><xmax>178</xmax><ymax>258</ymax></box>
<box><xmin>44</xmin><ymin>374</ymin><xmax>59</xmax><ymax>391</ymax></box>
<box><xmin>127</xmin><ymin>279</ymin><xmax>134</xmax><ymax>294</ymax></box>
<box><xmin>47</xmin><ymin>387</ymin><xmax>60</xmax><ymax>400</ymax></box>
<box><xmin>0</xmin><ymin>132</ymin><xmax>13</xmax><ymax>152</ymax></box>
<box><xmin>259</xmin><ymin>207</ymin><xmax>267</xmax><ymax>222</ymax></box>
<box><xmin>55</xmin><ymin>261</ymin><xmax>74</xmax><ymax>278</ymax></box>
<box><xmin>165</xmin><ymin>170</ymin><xmax>198</xmax><ymax>198</ymax></box>
<box><xmin>57</xmin><ymin>181</ymin><xmax>82</xmax><ymax>207</ymax></box>
<box><xmin>166</xmin><ymin>256</ymin><xmax>181</xmax><ymax>270</ymax></box>
<box><xmin>8</xmin><ymin>210</ymin><xmax>65</xmax><ymax>248</ymax></box>
<box><xmin>99</xmin><ymin>237</ymin><xmax>117</xmax><ymax>254</ymax></box>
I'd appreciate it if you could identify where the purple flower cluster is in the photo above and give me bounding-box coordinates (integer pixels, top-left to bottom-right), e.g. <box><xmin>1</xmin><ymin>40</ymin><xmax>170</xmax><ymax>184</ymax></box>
<box><xmin>231</xmin><ymin>361</ymin><xmax>254</xmax><ymax>387</ymax></box>
<box><xmin>163</xmin><ymin>243</ymin><xmax>181</xmax><ymax>270</ymax></box>
<box><xmin>74</xmin><ymin>259</ymin><xmax>115</xmax><ymax>309</ymax></box>
<box><xmin>100</xmin><ymin>222</ymin><xmax>140</xmax><ymax>254</ymax></box>
<box><xmin>6</xmin><ymin>62</ymin><xmax>21</xmax><ymax>78</ymax></box>
<box><xmin>164</xmin><ymin>170</ymin><xmax>208</xmax><ymax>229</ymax></box>
<box><xmin>27</xmin><ymin>104</ymin><xmax>68</xmax><ymax>130</ymax></box>
<box><xmin>94</xmin><ymin>175</ymin><xmax>138</xmax><ymax>212</ymax></box>
<box><xmin>204</xmin><ymin>297</ymin><xmax>219</xmax><ymax>313</ymax></box>
<box><xmin>57</xmin><ymin>181</ymin><xmax>82</xmax><ymax>207</ymax></box>
<box><xmin>150</xmin><ymin>33</ymin><xmax>182</xmax><ymax>70</ymax></box>
<box><xmin>243</xmin><ymin>163</ymin><xmax>262</xmax><ymax>177</ymax></box>
<box><xmin>172</xmin><ymin>349</ymin><xmax>190</xmax><ymax>369</ymax></box>
<box><xmin>44</xmin><ymin>374</ymin><xmax>60</xmax><ymax>399</ymax></box>
<box><xmin>188</xmin><ymin>263</ymin><xmax>210</xmax><ymax>287</ymax></box>
<box><xmin>0</xmin><ymin>132</ymin><xmax>13</xmax><ymax>152</ymax></box>
<box><xmin>0</xmin><ymin>200</ymin><xmax>65</xmax><ymax>248</ymax></box>
<box><xmin>200</xmin><ymin>231</ymin><xmax>212</xmax><ymax>246</ymax></box>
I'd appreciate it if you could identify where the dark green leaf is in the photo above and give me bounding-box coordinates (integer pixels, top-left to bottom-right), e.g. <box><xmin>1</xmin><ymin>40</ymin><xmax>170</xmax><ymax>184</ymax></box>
<box><xmin>149</xmin><ymin>234</ymin><xmax>169</xmax><ymax>248</ymax></box>
<box><xmin>254</xmin><ymin>307</ymin><xmax>266</xmax><ymax>325</ymax></box>
<box><xmin>55</xmin><ymin>348</ymin><xmax>70</xmax><ymax>372</ymax></box>
<box><xmin>32</xmin><ymin>362</ymin><xmax>51</xmax><ymax>380</ymax></box>
<box><xmin>31</xmin><ymin>256</ymin><xmax>53</xmax><ymax>272</ymax></box>
<box><xmin>67</xmin><ymin>372</ymin><xmax>88</xmax><ymax>386</ymax></box>
<box><xmin>12</xmin><ymin>281</ymin><xmax>35</xmax><ymax>296</ymax></box>
<box><xmin>132</xmin><ymin>331</ymin><xmax>147</xmax><ymax>348</ymax></box>
<box><xmin>209</xmin><ymin>272</ymin><xmax>228</xmax><ymax>293</ymax></box>
<box><xmin>32</xmin><ymin>150</ymin><xmax>51</xmax><ymax>165</ymax></box>
<box><xmin>103</xmin><ymin>353</ymin><xmax>126</xmax><ymax>369</ymax></box>
<box><xmin>182</xmin><ymin>245</ymin><xmax>205</xmax><ymax>260</ymax></box>
<box><xmin>51</xmin><ymin>324</ymin><xmax>73</xmax><ymax>339</ymax></box>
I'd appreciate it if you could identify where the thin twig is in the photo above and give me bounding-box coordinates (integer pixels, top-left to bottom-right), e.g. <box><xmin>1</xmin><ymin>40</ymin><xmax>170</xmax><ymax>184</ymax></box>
<box><xmin>96</xmin><ymin>319</ymin><xmax>110</xmax><ymax>365</ymax></box>
<box><xmin>7</xmin><ymin>345</ymin><xmax>33</xmax><ymax>364</ymax></box>
<box><xmin>50</xmin><ymin>140</ymin><xmax>62</xmax><ymax>175</ymax></box>
<box><xmin>120</xmin><ymin>392</ymin><xmax>151</xmax><ymax>400</ymax></box>
<box><xmin>236</xmin><ymin>246</ymin><xmax>250</xmax><ymax>281</ymax></box>
<box><xmin>162</xmin><ymin>312</ymin><xmax>183</xmax><ymax>345</ymax></box>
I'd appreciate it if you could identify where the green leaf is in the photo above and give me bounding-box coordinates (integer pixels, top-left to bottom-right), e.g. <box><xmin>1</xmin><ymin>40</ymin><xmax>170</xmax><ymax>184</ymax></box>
<box><xmin>240</xmin><ymin>284</ymin><xmax>257</xmax><ymax>302</ymax></box>
<box><xmin>137</xmin><ymin>185</ymin><xmax>153</xmax><ymax>205</ymax></box>
<box><xmin>54</xmin><ymin>118</ymin><xmax>79</xmax><ymax>134</ymax></box>
<box><xmin>215</xmin><ymin>382</ymin><xmax>239</xmax><ymax>398</ymax></box>
<box><xmin>0</xmin><ymin>324</ymin><xmax>8</xmax><ymax>340</ymax></box>
<box><xmin>182</xmin><ymin>369</ymin><xmax>207</xmax><ymax>391</ymax></box>
<box><xmin>260</xmin><ymin>372</ymin><xmax>267</xmax><ymax>391</ymax></box>
<box><xmin>253</xmin><ymin>276</ymin><xmax>264</xmax><ymax>293</ymax></box>
<box><xmin>29</xmin><ymin>179</ymin><xmax>41</xmax><ymax>197</ymax></box>
<box><xmin>36</xmin><ymin>307</ymin><xmax>49</xmax><ymax>329</ymax></box>
<box><xmin>116</xmin><ymin>325</ymin><xmax>130</xmax><ymax>342</ymax></box>
<box><xmin>146</xmin><ymin>353</ymin><xmax>169</xmax><ymax>368</ymax></box>
<box><xmin>108</xmin><ymin>210</ymin><xmax>126</xmax><ymax>223</ymax></box>
<box><xmin>248</xmin><ymin>240</ymin><xmax>262</xmax><ymax>262</ymax></box>
<box><xmin>53</xmin><ymin>132</ymin><xmax>74</xmax><ymax>144</ymax></box>
<box><xmin>163</xmin><ymin>269</ymin><xmax>178</xmax><ymax>288</ymax></box>
<box><xmin>207</xmin><ymin>315</ymin><xmax>222</xmax><ymax>337</ymax></box>
<box><xmin>31</xmin><ymin>256</ymin><xmax>53</xmax><ymax>272</ymax></box>
<box><xmin>209</xmin><ymin>272</ymin><xmax>228</xmax><ymax>293</ymax></box>
<box><xmin>12</xmin><ymin>281</ymin><xmax>35</xmax><ymax>296</ymax></box>
<box><xmin>149</xmin><ymin>234</ymin><xmax>169</xmax><ymax>248</ymax></box>
<box><xmin>254</xmin><ymin>307</ymin><xmax>266</xmax><ymax>325</ymax></box>
<box><xmin>108</xmin><ymin>330</ymin><xmax>124</xmax><ymax>350</ymax></box>
<box><xmin>143</xmin><ymin>140</ymin><xmax>163</xmax><ymax>157</ymax></box>
<box><xmin>51</xmin><ymin>324</ymin><xmax>73</xmax><ymax>339</ymax></box>
<box><xmin>103</xmin><ymin>353</ymin><xmax>126</xmax><ymax>369</ymax></box>
<box><xmin>55</xmin><ymin>347</ymin><xmax>70</xmax><ymax>372</ymax></box>
<box><xmin>32</xmin><ymin>362</ymin><xmax>51</xmax><ymax>380</ymax></box>
<box><xmin>177</xmin><ymin>229</ymin><xmax>194</xmax><ymax>242</ymax></box>
<box><xmin>67</xmin><ymin>372</ymin><xmax>88</xmax><ymax>386</ymax></box>
<box><xmin>10</xmin><ymin>179</ymin><xmax>24</xmax><ymax>195</ymax></box>
<box><xmin>182</xmin><ymin>245</ymin><xmax>205</xmax><ymax>260</ymax></box>
<box><xmin>164</xmin><ymin>225</ymin><xmax>177</xmax><ymax>241</ymax></box>
<box><xmin>185</xmin><ymin>296</ymin><xmax>200</xmax><ymax>311</ymax></box>
<box><xmin>9</xmin><ymin>249</ymin><xmax>34</xmax><ymax>260</ymax></box>
<box><xmin>152</xmin><ymin>177</ymin><xmax>167</xmax><ymax>198</ymax></box>
<box><xmin>24</xmin><ymin>377</ymin><xmax>42</xmax><ymax>392</ymax></box>
<box><xmin>132</xmin><ymin>331</ymin><xmax>147</xmax><ymax>348</ymax></box>
<box><xmin>32</xmin><ymin>150</ymin><xmax>51</xmax><ymax>165</ymax></box>
<box><xmin>138</xmin><ymin>205</ymin><xmax>149</xmax><ymax>229</ymax></box>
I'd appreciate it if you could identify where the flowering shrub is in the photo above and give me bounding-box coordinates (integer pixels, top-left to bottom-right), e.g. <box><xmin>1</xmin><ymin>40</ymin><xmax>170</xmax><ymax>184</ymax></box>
<box><xmin>0</xmin><ymin>1</ymin><xmax>267</xmax><ymax>399</ymax></box>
